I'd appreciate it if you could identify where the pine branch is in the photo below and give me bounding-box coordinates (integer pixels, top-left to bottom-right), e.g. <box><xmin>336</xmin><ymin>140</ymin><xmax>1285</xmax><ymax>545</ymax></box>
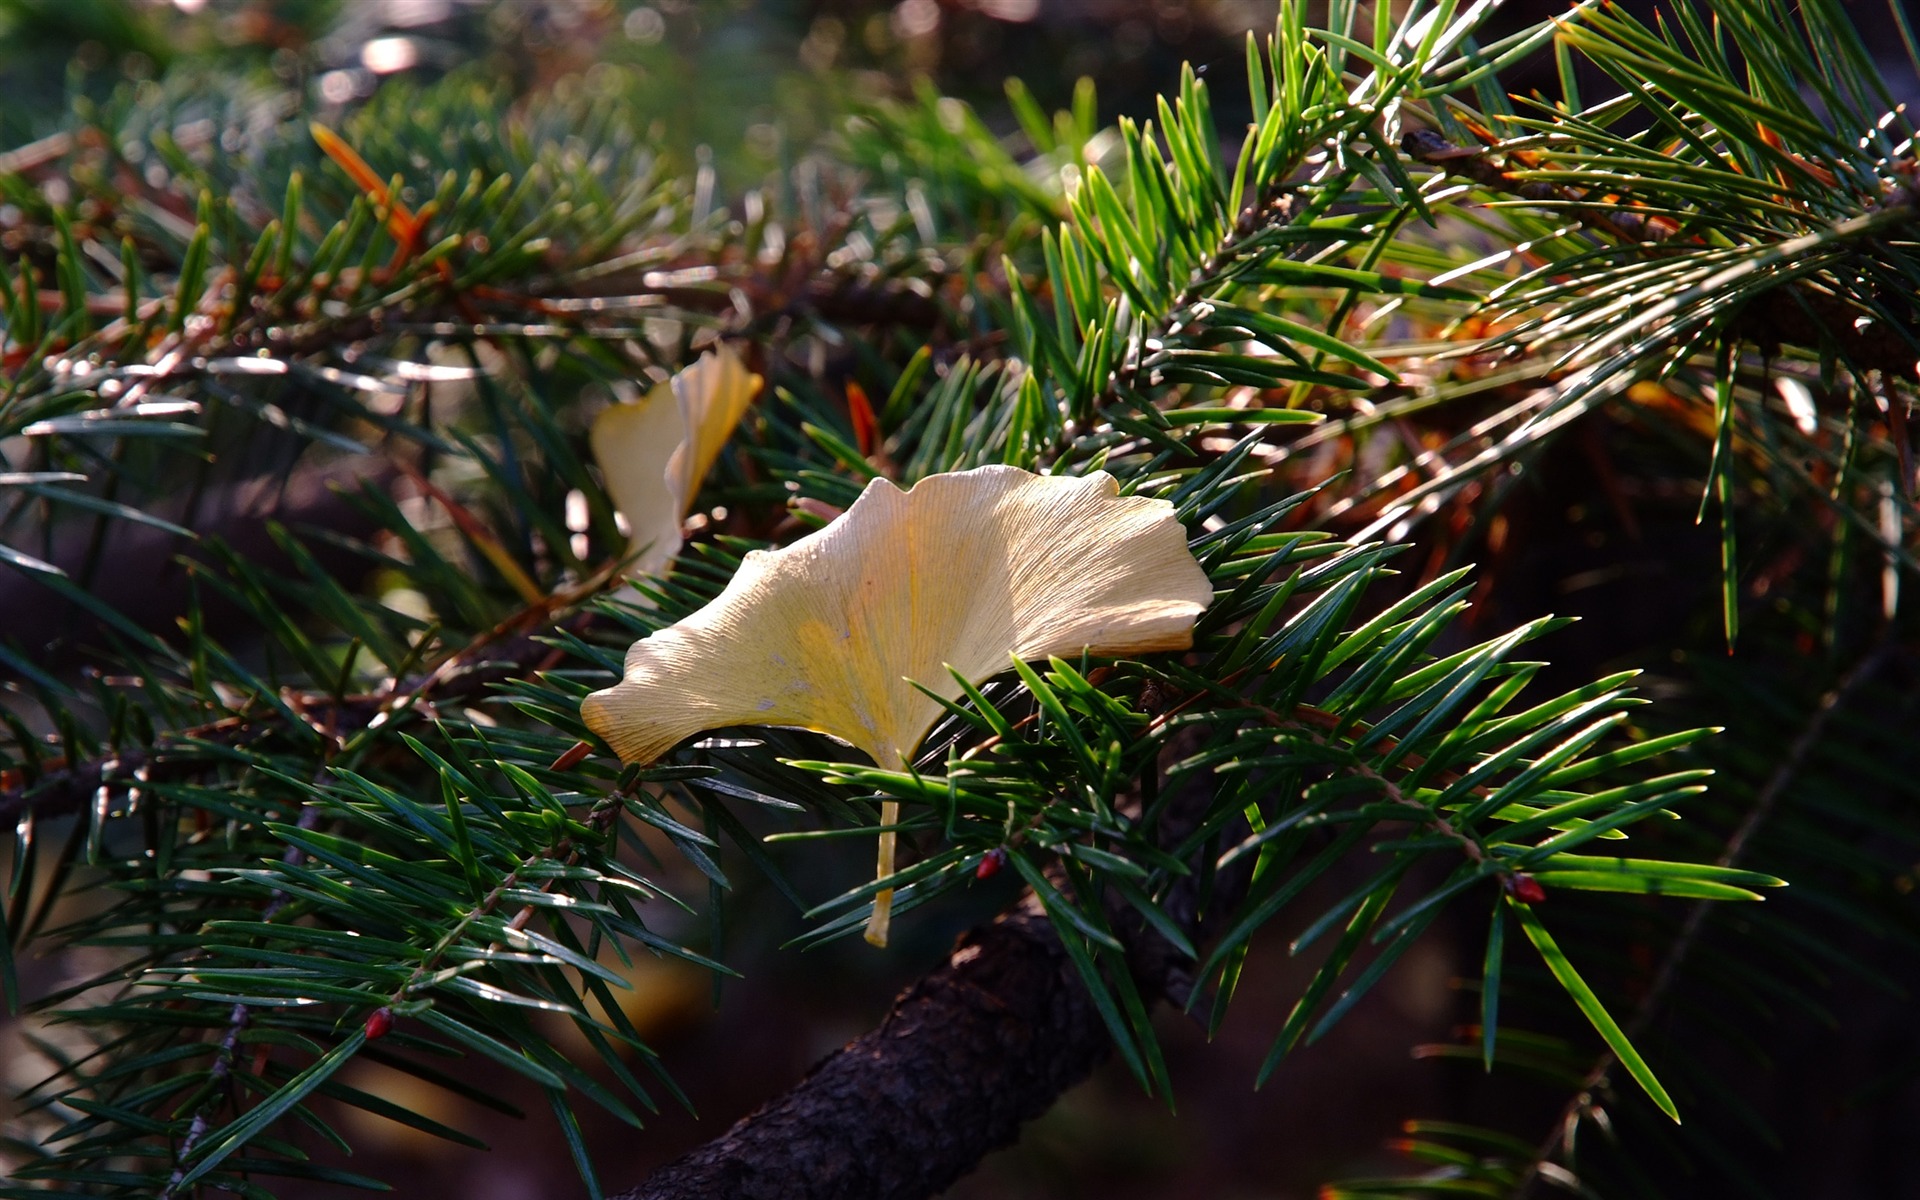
<box><xmin>0</xmin><ymin>612</ymin><xmax>587</xmax><ymax>825</ymax></box>
<box><xmin>0</xmin><ymin>455</ymin><xmax>397</xmax><ymax>671</ymax></box>
<box><xmin>1513</xmin><ymin>637</ymin><xmax>1899</xmax><ymax>1199</ymax></box>
<box><xmin>1403</xmin><ymin>128</ymin><xmax>1920</xmax><ymax>380</ymax></box>
<box><xmin>159</xmin><ymin>797</ymin><xmax>325</xmax><ymax>1199</ymax></box>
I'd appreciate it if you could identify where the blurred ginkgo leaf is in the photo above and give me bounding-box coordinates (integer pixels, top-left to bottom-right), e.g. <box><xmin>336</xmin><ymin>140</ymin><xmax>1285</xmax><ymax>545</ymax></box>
<box><xmin>592</xmin><ymin>344</ymin><xmax>762</xmax><ymax>587</ymax></box>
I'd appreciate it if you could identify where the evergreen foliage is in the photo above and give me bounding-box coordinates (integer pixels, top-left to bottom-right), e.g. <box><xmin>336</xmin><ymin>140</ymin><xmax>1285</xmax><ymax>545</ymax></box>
<box><xmin>1</xmin><ymin>1</ymin><xmax>1917</xmax><ymax>1196</ymax></box>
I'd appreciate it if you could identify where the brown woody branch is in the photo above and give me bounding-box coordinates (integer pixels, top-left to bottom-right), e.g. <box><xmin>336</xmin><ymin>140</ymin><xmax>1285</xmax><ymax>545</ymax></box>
<box><xmin>613</xmin><ymin>902</ymin><xmax>1110</xmax><ymax>1200</ymax></box>
<box><xmin>615</xmin><ymin>738</ymin><xmax>1246</xmax><ymax>1200</ymax></box>
<box><xmin>1402</xmin><ymin>129</ymin><xmax>1920</xmax><ymax>380</ymax></box>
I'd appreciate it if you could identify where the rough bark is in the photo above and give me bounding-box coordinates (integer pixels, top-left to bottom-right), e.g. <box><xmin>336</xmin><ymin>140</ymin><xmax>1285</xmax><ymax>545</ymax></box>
<box><xmin>618</xmin><ymin>746</ymin><xmax>1241</xmax><ymax>1200</ymax></box>
<box><xmin>612</xmin><ymin>902</ymin><xmax>1109</xmax><ymax>1200</ymax></box>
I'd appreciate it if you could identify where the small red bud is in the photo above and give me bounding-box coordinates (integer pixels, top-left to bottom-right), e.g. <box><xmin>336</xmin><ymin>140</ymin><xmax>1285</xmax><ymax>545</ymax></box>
<box><xmin>1508</xmin><ymin>874</ymin><xmax>1547</xmax><ymax>904</ymax></box>
<box><xmin>975</xmin><ymin>848</ymin><xmax>1008</xmax><ymax>880</ymax></box>
<box><xmin>364</xmin><ymin>1007</ymin><xmax>394</xmax><ymax>1040</ymax></box>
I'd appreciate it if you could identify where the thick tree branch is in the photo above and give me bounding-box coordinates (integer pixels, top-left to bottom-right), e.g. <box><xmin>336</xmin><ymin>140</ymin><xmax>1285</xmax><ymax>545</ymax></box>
<box><xmin>618</xmin><ymin>734</ymin><xmax>1247</xmax><ymax>1200</ymax></box>
<box><xmin>614</xmin><ymin>902</ymin><xmax>1108</xmax><ymax>1200</ymax></box>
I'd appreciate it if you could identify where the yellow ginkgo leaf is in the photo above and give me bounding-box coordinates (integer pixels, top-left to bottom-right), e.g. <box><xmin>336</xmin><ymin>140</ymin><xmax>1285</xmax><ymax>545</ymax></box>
<box><xmin>591</xmin><ymin>344</ymin><xmax>761</xmax><ymax>584</ymax></box>
<box><xmin>580</xmin><ymin>464</ymin><xmax>1213</xmax><ymax>946</ymax></box>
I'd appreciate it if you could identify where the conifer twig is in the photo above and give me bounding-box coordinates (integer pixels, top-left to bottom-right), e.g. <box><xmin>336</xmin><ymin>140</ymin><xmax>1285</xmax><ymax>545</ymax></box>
<box><xmin>1514</xmin><ymin>638</ymin><xmax>1896</xmax><ymax>1197</ymax></box>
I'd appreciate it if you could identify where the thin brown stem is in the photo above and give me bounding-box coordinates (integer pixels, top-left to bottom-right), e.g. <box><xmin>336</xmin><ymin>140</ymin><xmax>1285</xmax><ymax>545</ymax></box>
<box><xmin>159</xmin><ymin>787</ymin><xmax>328</xmax><ymax>1198</ymax></box>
